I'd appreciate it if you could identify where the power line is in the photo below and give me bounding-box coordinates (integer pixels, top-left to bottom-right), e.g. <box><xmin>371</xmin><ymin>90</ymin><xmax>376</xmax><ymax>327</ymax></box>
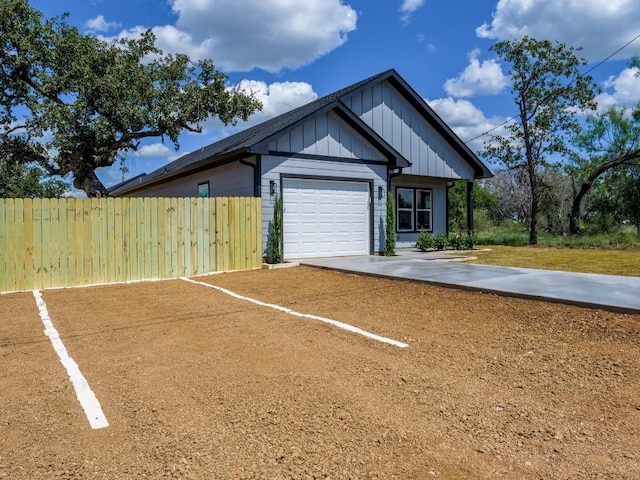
<box><xmin>463</xmin><ymin>33</ymin><xmax>640</xmax><ymax>145</ymax></box>
<box><xmin>582</xmin><ymin>32</ymin><xmax>640</xmax><ymax>77</ymax></box>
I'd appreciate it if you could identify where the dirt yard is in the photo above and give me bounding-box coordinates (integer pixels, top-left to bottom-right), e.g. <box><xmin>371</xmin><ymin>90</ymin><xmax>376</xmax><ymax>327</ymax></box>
<box><xmin>1</xmin><ymin>266</ymin><xmax>638</xmax><ymax>479</ymax></box>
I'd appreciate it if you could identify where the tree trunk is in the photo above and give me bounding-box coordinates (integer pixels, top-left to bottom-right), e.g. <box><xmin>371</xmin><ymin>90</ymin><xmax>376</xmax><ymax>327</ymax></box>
<box><xmin>528</xmin><ymin>160</ymin><xmax>539</xmax><ymax>245</ymax></box>
<box><xmin>568</xmin><ymin>152</ymin><xmax>640</xmax><ymax>235</ymax></box>
<box><xmin>73</xmin><ymin>170</ymin><xmax>110</xmax><ymax>198</ymax></box>
<box><xmin>568</xmin><ymin>181</ymin><xmax>590</xmax><ymax>235</ymax></box>
<box><xmin>529</xmin><ymin>198</ymin><xmax>538</xmax><ymax>245</ymax></box>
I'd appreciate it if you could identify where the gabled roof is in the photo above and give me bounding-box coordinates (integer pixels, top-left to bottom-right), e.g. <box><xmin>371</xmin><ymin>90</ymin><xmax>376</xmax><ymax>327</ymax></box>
<box><xmin>380</xmin><ymin>71</ymin><xmax>493</xmax><ymax>179</ymax></box>
<box><xmin>110</xmin><ymin>69</ymin><xmax>491</xmax><ymax>195</ymax></box>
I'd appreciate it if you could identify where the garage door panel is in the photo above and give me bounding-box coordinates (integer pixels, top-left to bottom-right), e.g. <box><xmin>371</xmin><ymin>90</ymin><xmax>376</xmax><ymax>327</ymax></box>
<box><xmin>283</xmin><ymin>178</ymin><xmax>370</xmax><ymax>259</ymax></box>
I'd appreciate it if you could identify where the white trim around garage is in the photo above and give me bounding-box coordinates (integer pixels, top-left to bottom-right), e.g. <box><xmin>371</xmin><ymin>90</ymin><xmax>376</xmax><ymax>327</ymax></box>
<box><xmin>282</xmin><ymin>178</ymin><xmax>371</xmax><ymax>259</ymax></box>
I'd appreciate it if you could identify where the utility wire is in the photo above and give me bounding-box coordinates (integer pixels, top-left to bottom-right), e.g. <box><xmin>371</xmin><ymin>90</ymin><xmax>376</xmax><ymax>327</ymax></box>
<box><xmin>463</xmin><ymin>33</ymin><xmax>640</xmax><ymax>145</ymax></box>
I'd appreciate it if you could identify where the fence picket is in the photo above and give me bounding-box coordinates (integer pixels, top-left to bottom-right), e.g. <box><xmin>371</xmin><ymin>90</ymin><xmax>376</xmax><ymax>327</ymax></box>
<box><xmin>0</xmin><ymin>200</ymin><xmax>7</xmax><ymax>293</ymax></box>
<box><xmin>0</xmin><ymin>197</ymin><xmax>261</xmax><ymax>292</ymax></box>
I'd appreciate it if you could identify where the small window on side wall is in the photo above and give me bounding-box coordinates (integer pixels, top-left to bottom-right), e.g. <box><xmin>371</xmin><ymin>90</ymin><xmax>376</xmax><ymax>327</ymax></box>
<box><xmin>197</xmin><ymin>181</ymin><xmax>210</xmax><ymax>198</ymax></box>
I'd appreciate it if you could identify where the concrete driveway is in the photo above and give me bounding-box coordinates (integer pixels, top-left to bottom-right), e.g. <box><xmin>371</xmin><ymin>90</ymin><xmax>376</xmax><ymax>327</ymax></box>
<box><xmin>300</xmin><ymin>250</ymin><xmax>640</xmax><ymax>314</ymax></box>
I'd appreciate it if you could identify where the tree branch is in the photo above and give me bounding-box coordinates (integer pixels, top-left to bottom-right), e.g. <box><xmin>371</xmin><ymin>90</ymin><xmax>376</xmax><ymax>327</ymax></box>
<box><xmin>12</xmin><ymin>67</ymin><xmax>68</xmax><ymax>107</ymax></box>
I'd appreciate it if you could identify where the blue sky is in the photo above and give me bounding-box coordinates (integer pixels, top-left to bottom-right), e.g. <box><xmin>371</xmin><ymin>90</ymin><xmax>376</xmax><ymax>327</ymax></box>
<box><xmin>28</xmin><ymin>0</ymin><xmax>640</xmax><ymax>191</ymax></box>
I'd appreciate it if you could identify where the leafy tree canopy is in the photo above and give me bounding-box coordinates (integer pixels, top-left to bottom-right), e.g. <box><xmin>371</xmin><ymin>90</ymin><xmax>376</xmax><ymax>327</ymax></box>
<box><xmin>448</xmin><ymin>181</ymin><xmax>497</xmax><ymax>231</ymax></box>
<box><xmin>0</xmin><ymin>132</ymin><xmax>68</xmax><ymax>197</ymax></box>
<box><xmin>0</xmin><ymin>0</ymin><xmax>262</xmax><ymax>197</ymax></box>
<box><xmin>565</xmin><ymin>56</ymin><xmax>640</xmax><ymax>234</ymax></box>
<box><xmin>483</xmin><ymin>36</ymin><xmax>599</xmax><ymax>244</ymax></box>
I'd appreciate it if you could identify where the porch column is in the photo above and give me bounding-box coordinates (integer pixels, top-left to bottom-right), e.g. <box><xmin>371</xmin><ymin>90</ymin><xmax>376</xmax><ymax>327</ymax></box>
<box><xmin>466</xmin><ymin>181</ymin><xmax>474</xmax><ymax>233</ymax></box>
<box><xmin>445</xmin><ymin>183</ymin><xmax>452</xmax><ymax>236</ymax></box>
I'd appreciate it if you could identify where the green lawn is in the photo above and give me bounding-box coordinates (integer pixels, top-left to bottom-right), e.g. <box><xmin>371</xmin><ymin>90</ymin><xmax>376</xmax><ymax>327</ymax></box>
<box><xmin>463</xmin><ymin>245</ymin><xmax>640</xmax><ymax>276</ymax></box>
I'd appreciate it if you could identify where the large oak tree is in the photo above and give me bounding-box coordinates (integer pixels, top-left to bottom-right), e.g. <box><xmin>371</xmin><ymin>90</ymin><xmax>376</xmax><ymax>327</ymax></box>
<box><xmin>0</xmin><ymin>129</ymin><xmax>67</xmax><ymax>197</ymax></box>
<box><xmin>0</xmin><ymin>0</ymin><xmax>261</xmax><ymax>197</ymax></box>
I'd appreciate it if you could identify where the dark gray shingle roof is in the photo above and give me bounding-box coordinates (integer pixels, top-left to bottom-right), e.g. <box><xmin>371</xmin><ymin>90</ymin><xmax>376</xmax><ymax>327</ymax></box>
<box><xmin>110</xmin><ymin>70</ymin><xmax>394</xmax><ymax>194</ymax></box>
<box><xmin>110</xmin><ymin>68</ymin><xmax>491</xmax><ymax>195</ymax></box>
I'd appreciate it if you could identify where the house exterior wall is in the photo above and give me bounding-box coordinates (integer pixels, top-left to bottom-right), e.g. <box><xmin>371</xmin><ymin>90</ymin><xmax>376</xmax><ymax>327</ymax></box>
<box><xmin>391</xmin><ymin>174</ymin><xmax>448</xmax><ymax>248</ymax></box>
<box><xmin>261</xmin><ymin>111</ymin><xmax>391</xmax><ymax>256</ymax></box>
<box><xmin>342</xmin><ymin>79</ymin><xmax>476</xmax><ymax>180</ymax></box>
<box><xmin>269</xmin><ymin>110</ymin><xmax>386</xmax><ymax>161</ymax></box>
<box><xmin>118</xmin><ymin>160</ymin><xmax>255</xmax><ymax>198</ymax></box>
<box><xmin>261</xmin><ymin>155</ymin><xmax>388</xmax><ymax>255</ymax></box>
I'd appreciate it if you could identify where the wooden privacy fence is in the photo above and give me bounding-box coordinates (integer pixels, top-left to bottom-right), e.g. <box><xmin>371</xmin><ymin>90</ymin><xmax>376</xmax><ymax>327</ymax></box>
<box><xmin>0</xmin><ymin>197</ymin><xmax>262</xmax><ymax>292</ymax></box>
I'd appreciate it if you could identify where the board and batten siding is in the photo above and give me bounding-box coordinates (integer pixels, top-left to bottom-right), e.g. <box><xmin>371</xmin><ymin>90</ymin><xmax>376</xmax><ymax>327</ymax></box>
<box><xmin>343</xmin><ymin>79</ymin><xmax>475</xmax><ymax>180</ymax></box>
<box><xmin>122</xmin><ymin>160</ymin><xmax>255</xmax><ymax>198</ymax></box>
<box><xmin>269</xmin><ymin>110</ymin><xmax>386</xmax><ymax>161</ymax></box>
<box><xmin>391</xmin><ymin>174</ymin><xmax>448</xmax><ymax>248</ymax></box>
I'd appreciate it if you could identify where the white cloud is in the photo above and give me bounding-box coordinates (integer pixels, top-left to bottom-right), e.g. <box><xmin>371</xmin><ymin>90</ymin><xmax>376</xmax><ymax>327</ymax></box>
<box><xmin>101</xmin><ymin>80</ymin><xmax>317</xmax><ymax>184</ymax></box>
<box><xmin>596</xmin><ymin>67</ymin><xmax>640</xmax><ymax>110</ymax></box>
<box><xmin>110</xmin><ymin>0</ymin><xmax>357</xmax><ymax>73</ymax></box>
<box><xmin>444</xmin><ymin>49</ymin><xmax>509</xmax><ymax>98</ymax></box>
<box><xmin>416</xmin><ymin>34</ymin><xmax>436</xmax><ymax>53</ymax></box>
<box><xmin>427</xmin><ymin>97</ymin><xmax>507</xmax><ymax>153</ymax></box>
<box><xmin>85</xmin><ymin>15</ymin><xmax>121</xmax><ymax>32</ymax></box>
<box><xmin>0</xmin><ymin>121</ymin><xmax>26</xmax><ymax>135</ymax></box>
<box><xmin>202</xmin><ymin>79</ymin><xmax>319</xmax><ymax>138</ymax></box>
<box><xmin>123</xmin><ymin>80</ymin><xmax>318</xmax><ymax>177</ymax></box>
<box><xmin>400</xmin><ymin>0</ymin><xmax>425</xmax><ymax>24</ymax></box>
<box><xmin>135</xmin><ymin>143</ymin><xmax>171</xmax><ymax>157</ymax></box>
<box><xmin>240</xmin><ymin>80</ymin><xmax>318</xmax><ymax>121</ymax></box>
<box><xmin>476</xmin><ymin>0</ymin><xmax>640</xmax><ymax>61</ymax></box>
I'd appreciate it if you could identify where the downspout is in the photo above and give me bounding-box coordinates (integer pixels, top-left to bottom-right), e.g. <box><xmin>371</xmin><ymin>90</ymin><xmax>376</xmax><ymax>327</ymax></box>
<box><xmin>387</xmin><ymin>166</ymin><xmax>403</xmax><ymax>194</ymax></box>
<box><xmin>239</xmin><ymin>156</ymin><xmax>261</xmax><ymax>197</ymax></box>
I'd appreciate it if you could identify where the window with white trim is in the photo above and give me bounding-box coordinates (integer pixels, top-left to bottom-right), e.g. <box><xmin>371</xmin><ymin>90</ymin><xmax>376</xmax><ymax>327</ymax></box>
<box><xmin>397</xmin><ymin>188</ymin><xmax>414</xmax><ymax>232</ymax></box>
<box><xmin>396</xmin><ymin>188</ymin><xmax>432</xmax><ymax>233</ymax></box>
<box><xmin>416</xmin><ymin>189</ymin><xmax>432</xmax><ymax>231</ymax></box>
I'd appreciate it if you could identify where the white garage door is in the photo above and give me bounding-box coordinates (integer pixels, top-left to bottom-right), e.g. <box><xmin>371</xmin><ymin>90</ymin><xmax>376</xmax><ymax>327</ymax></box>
<box><xmin>283</xmin><ymin>178</ymin><xmax>370</xmax><ymax>259</ymax></box>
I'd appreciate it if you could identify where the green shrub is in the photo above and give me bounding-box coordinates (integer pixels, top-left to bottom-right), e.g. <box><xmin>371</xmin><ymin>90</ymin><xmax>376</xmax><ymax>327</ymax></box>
<box><xmin>266</xmin><ymin>194</ymin><xmax>283</xmax><ymax>264</ymax></box>
<box><xmin>473</xmin><ymin>209</ymin><xmax>492</xmax><ymax>234</ymax></box>
<box><xmin>474</xmin><ymin>221</ymin><xmax>640</xmax><ymax>248</ymax></box>
<box><xmin>449</xmin><ymin>233</ymin><xmax>464</xmax><ymax>250</ymax></box>
<box><xmin>385</xmin><ymin>192</ymin><xmax>396</xmax><ymax>256</ymax></box>
<box><xmin>433</xmin><ymin>233</ymin><xmax>449</xmax><ymax>250</ymax></box>
<box><xmin>415</xmin><ymin>230</ymin><xmax>435</xmax><ymax>251</ymax></box>
<box><xmin>463</xmin><ymin>231</ymin><xmax>478</xmax><ymax>249</ymax></box>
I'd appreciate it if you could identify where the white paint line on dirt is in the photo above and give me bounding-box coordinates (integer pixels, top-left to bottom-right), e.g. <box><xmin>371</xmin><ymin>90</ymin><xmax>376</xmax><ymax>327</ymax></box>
<box><xmin>32</xmin><ymin>290</ymin><xmax>109</xmax><ymax>430</ymax></box>
<box><xmin>180</xmin><ymin>277</ymin><xmax>409</xmax><ymax>349</ymax></box>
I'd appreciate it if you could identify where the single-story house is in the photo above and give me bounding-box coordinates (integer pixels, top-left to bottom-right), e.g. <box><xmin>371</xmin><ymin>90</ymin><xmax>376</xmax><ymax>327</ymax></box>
<box><xmin>110</xmin><ymin>69</ymin><xmax>492</xmax><ymax>260</ymax></box>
